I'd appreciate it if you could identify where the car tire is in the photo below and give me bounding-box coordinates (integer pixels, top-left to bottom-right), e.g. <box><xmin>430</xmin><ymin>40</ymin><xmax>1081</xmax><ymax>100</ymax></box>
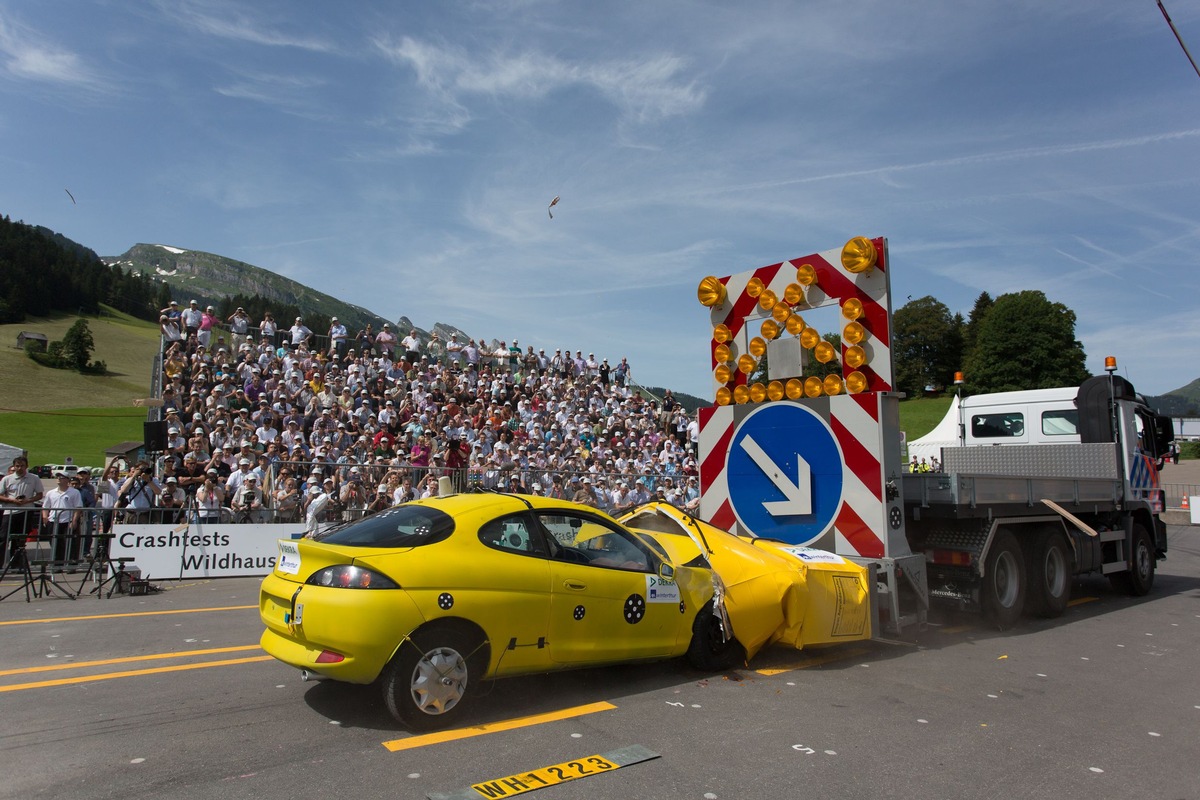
<box><xmin>686</xmin><ymin>601</ymin><xmax>744</xmax><ymax>671</ymax></box>
<box><xmin>982</xmin><ymin>530</ymin><xmax>1025</xmax><ymax>630</ymax></box>
<box><xmin>1025</xmin><ymin>530</ymin><xmax>1071</xmax><ymax>618</ymax></box>
<box><xmin>1108</xmin><ymin>524</ymin><xmax>1155</xmax><ymax>597</ymax></box>
<box><xmin>383</xmin><ymin>627</ymin><xmax>480</xmax><ymax>730</ymax></box>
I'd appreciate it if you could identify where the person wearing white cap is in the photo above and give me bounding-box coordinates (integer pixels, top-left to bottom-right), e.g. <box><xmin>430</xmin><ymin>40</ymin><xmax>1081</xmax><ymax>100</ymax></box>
<box><xmin>198</xmin><ymin>305</ymin><xmax>218</xmax><ymax>348</ymax></box>
<box><xmin>225</xmin><ymin>457</ymin><xmax>255</xmax><ymax>494</ymax></box>
<box><xmin>41</xmin><ymin>470</ymin><xmax>82</xmax><ymax>564</ymax></box>
<box><xmin>289</xmin><ymin>317</ymin><xmax>312</xmax><ymax>348</ymax></box>
<box><xmin>401</xmin><ymin>328</ymin><xmax>422</xmax><ymax>366</ymax></box>
<box><xmin>328</xmin><ymin>316</ymin><xmax>348</xmax><ymax>360</ymax></box>
<box><xmin>446</xmin><ymin>332</ymin><xmax>463</xmax><ymax>370</ymax></box>
<box><xmin>231</xmin><ymin>474</ymin><xmax>266</xmax><ymax>523</ymax></box>
<box><xmin>375</xmin><ymin>324</ymin><xmax>397</xmax><ymax>359</ymax></box>
<box><xmin>157</xmin><ymin>475</ymin><xmax>187</xmax><ymax>524</ymax></box>
<box><xmin>181</xmin><ymin>300</ymin><xmax>202</xmax><ymax>337</ymax></box>
<box><xmin>226</xmin><ymin>306</ymin><xmax>251</xmax><ymax>348</ymax></box>
<box><xmin>304</xmin><ymin>481</ymin><xmax>333</xmax><ymax>538</ymax></box>
<box><xmin>164</xmin><ymin>425</ymin><xmax>186</xmax><ymax>451</ymax></box>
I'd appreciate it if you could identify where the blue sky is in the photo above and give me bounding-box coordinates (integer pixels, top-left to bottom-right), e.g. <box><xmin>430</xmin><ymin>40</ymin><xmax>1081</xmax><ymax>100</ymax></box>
<box><xmin>2</xmin><ymin>0</ymin><xmax>1198</xmax><ymax>399</ymax></box>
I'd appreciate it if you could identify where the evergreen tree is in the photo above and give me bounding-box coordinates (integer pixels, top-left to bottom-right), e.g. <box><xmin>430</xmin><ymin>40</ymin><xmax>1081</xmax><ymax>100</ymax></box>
<box><xmin>963</xmin><ymin>290</ymin><xmax>1088</xmax><ymax>392</ymax></box>
<box><xmin>892</xmin><ymin>296</ymin><xmax>962</xmax><ymax>395</ymax></box>
<box><xmin>61</xmin><ymin>318</ymin><xmax>95</xmax><ymax>370</ymax></box>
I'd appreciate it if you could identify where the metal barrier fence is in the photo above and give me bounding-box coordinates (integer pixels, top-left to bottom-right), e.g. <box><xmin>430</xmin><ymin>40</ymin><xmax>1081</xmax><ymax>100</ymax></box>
<box><xmin>1162</xmin><ymin>483</ymin><xmax>1200</xmax><ymax>509</ymax></box>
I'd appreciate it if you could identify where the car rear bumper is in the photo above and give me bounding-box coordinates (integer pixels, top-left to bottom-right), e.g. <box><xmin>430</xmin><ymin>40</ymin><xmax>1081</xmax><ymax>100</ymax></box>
<box><xmin>259</xmin><ymin>572</ymin><xmax>425</xmax><ymax>683</ymax></box>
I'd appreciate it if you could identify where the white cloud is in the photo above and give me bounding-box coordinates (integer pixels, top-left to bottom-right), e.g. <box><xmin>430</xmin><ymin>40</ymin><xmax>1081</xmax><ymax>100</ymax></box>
<box><xmin>0</xmin><ymin>11</ymin><xmax>107</xmax><ymax>90</ymax></box>
<box><xmin>375</xmin><ymin>35</ymin><xmax>705</xmax><ymax>133</ymax></box>
<box><xmin>153</xmin><ymin>0</ymin><xmax>336</xmax><ymax>52</ymax></box>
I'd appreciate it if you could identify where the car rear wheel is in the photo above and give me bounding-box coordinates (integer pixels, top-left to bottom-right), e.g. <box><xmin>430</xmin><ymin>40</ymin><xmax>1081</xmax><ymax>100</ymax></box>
<box><xmin>383</xmin><ymin>627</ymin><xmax>480</xmax><ymax>730</ymax></box>
<box><xmin>686</xmin><ymin>601</ymin><xmax>744</xmax><ymax>671</ymax></box>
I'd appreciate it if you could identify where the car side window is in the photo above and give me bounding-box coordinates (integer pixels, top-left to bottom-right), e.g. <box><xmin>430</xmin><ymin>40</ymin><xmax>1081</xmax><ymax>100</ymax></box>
<box><xmin>478</xmin><ymin>514</ymin><xmax>546</xmax><ymax>557</ymax></box>
<box><xmin>536</xmin><ymin>511</ymin><xmax>652</xmax><ymax>572</ymax></box>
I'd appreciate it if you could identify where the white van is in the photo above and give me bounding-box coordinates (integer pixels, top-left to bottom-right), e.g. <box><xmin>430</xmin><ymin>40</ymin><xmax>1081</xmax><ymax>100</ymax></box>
<box><xmin>960</xmin><ymin>387</ymin><xmax>1080</xmax><ymax>447</ymax></box>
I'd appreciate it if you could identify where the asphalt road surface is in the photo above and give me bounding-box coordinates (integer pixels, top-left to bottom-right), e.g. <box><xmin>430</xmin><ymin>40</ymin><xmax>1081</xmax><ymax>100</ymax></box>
<box><xmin>2</xmin><ymin>525</ymin><xmax>1197</xmax><ymax>800</ymax></box>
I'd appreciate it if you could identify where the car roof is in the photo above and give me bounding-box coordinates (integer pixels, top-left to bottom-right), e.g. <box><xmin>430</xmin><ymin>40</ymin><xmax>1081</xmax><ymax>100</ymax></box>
<box><xmin>413</xmin><ymin>492</ymin><xmax>617</xmax><ymax>521</ymax></box>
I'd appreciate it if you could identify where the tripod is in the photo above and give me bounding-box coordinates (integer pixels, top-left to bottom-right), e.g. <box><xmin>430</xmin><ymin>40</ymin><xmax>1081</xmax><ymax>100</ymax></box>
<box><xmin>27</xmin><ymin>559</ymin><xmax>77</xmax><ymax>600</ymax></box>
<box><xmin>74</xmin><ymin>533</ymin><xmax>113</xmax><ymax>599</ymax></box>
<box><xmin>83</xmin><ymin>534</ymin><xmax>132</xmax><ymax>599</ymax></box>
<box><xmin>0</xmin><ymin>535</ymin><xmax>37</xmax><ymax>603</ymax></box>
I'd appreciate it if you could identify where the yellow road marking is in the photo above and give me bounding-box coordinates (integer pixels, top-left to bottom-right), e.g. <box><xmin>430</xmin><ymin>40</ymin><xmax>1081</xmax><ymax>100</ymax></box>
<box><xmin>754</xmin><ymin>646</ymin><xmax>870</xmax><ymax>676</ymax></box>
<box><xmin>1068</xmin><ymin>596</ymin><xmax>1098</xmax><ymax>607</ymax></box>
<box><xmin>0</xmin><ymin>656</ymin><xmax>274</xmax><ymax>692</ymax></box>
<box><xmin>0</xmin><ymin>605</ymin><xmax>257</xmax><ymax>626</ymax></box>
<box><xmin>382</xmin><ymin>702</ymin><xmax>617</xmax><ymax>752</ymax></box>
<box><xmin>938</xmin><ymin>624</ymin><xmax>974</xmax><ymax>635</ymax></box>
<box><xmin>0</xmin><ymin>645</ymin><xmax>261</xmax><ymax>677</ymax></box>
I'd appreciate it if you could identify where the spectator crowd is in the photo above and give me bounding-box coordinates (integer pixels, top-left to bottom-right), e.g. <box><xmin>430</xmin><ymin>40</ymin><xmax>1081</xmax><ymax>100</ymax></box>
<box><xmin>148</xmin><ymin>301</ymin><xmax>704</xmax><ymax>532</ymax></box>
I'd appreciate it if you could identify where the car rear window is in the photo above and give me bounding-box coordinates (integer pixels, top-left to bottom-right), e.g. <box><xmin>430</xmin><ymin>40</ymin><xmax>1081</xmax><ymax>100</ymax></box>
<box><xmin>320</xmin><ymin>505</ymin><xmax>455</xmax><ymax>548</ymax></box>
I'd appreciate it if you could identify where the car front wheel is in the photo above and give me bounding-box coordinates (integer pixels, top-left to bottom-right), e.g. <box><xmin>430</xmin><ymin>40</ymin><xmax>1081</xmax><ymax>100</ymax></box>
<box><xmin>686</xmin><ymin>601</ymin><xmax>744</xmax><ymax>671</ymax></box>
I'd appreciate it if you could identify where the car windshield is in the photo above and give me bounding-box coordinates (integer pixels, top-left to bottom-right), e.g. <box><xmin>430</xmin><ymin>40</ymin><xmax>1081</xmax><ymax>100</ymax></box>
<box><xmin>319</xmin><ymin>505</ymin><xmax>455</xmax><ymax>548</ymax></box>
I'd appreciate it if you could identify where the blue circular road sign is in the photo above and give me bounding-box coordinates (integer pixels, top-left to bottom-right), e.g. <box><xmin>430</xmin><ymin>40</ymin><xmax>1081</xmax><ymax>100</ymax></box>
<box><xmin>727</xmin><ymin>402</ymin><xmax>843</xmax><ymax>545</ymax></box>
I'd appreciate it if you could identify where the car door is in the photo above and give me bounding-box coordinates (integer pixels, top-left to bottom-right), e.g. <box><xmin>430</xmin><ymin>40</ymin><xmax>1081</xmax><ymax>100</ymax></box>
<box><xmin>535</xmin><ymin>510</ymin><xmax>688</xmax><ymax>666</ymax></box>
<box><xmin>472</xmin><ymin>513</ymin><xmax>553</xmax><ymax>676</ymax></box>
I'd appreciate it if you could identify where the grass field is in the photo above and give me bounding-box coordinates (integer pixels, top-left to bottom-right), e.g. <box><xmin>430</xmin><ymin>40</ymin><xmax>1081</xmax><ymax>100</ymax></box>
<box><xmin>0</xmin><ymin>308</ymin><xmax>158</xmax><ymax>465</ymax></box>
<box><xmin>897</xmin><ymin>395</ymin><xmax>955</xmax><ymax>440</ymax></box>
<box><xmin>0</xmin><ymin>407</ymin><xmax>146</xmax><ymax>467</ymax></box>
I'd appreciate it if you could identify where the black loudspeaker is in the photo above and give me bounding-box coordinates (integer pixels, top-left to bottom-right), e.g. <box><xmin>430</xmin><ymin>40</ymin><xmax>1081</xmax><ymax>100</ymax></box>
<box><xmin>143</xmin><ymin>420</ymin><xmax>170</xmax><ymax>452</ymax></box>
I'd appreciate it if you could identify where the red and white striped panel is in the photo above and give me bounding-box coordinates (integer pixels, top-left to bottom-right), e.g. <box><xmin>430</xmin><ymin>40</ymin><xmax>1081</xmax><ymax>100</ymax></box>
<box><xmin>700</xmin><ymin>394</ymin><xmax>895</xmax><ymax>559</ymax></box>
<box><xmin>708</xmin><ymin>238</ymin><xmax>892</xmax><ymax>393</ymax></box>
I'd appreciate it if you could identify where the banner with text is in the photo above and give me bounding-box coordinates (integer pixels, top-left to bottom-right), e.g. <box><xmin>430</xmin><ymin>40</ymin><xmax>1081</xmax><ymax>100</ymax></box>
<box><xmin>110</xmin><ymin>523</ymin><xmax>305</xmax><ymax>579</ymax></box>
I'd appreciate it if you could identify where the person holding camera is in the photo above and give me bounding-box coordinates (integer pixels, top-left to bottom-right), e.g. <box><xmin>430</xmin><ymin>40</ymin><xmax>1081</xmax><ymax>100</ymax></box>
<box><xmin>195</xmin><ymin>470</ymin><xmax>225</xmax><ymax>523</ymax></box>
<box><xmin>339</xmin><ymin>473</ymin><xmax>368</xmax><ymax>522</ymax></box>
<box><xmin>231</xmin><ymin>475</ymin><xmax>266</xmax><ymax>523</ymax></box>
<box><xmin>117</xmin><ymin>463</ymin><xmax>161</xmax><ymax>523</ymax></box>
<box><xmin>157</xmin><ymin>476</ymin><xmax>186</xmax><ymax>525</ymax></box>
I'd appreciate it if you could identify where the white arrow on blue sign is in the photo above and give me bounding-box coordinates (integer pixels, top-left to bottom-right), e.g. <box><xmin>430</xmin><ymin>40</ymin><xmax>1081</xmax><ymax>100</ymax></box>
<box><xmin>727</xmin><ymin>402</ymin><xmax>843</xmax><ymax>545</ymax></box>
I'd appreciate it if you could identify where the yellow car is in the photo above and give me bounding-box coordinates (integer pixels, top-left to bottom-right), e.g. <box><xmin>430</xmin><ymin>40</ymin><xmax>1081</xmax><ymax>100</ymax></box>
<box><xmin>259</xmin><ymin>495</ymin><xmax>871</xmax><ymax>729</ymax></box>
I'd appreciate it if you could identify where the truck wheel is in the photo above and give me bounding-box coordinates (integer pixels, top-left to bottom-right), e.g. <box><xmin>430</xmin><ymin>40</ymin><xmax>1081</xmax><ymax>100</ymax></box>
<box><xmin>383</xmin><ymin>627</ymin><xmax>480</xmax><ymax>730</ymax></box>
<box><xmin>1108</xmin><ymin>525</ymin><xmax>1155</xmax><ymax>597</ymax></box>
<box><xmin>1025</xmin><ymin>531</ymin><xmax>1071</xmax><ymax>618</ymax></box>
<box><xmin>982</xmin><ymin>531</ymin><xmax>1025</xmax><ymax>630</ymax></box>
<box><xmin>686</xmin><ymin>602</ymin><xmax>745</xmax><ymax>671</ymax></box>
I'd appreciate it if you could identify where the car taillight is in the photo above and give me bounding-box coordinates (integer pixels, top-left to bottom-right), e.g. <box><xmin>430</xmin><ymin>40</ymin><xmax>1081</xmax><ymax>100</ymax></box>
<box><xmin>306</xmin><ymin>565</ymin><xmax>399</xmax><ymax>589</ymax></box>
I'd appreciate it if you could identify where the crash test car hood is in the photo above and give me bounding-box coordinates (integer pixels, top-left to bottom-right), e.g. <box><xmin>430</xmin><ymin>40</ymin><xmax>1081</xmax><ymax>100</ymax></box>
<box><xmin>621</xmin><ymin>503</ymin><xmax>871</xmax><ymax>659</ymax></box>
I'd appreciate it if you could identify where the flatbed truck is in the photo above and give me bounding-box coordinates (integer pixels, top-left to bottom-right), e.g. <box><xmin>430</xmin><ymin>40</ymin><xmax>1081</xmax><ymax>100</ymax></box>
<box><xmin>695</xmin><ymin>236</ymin><xmax>1173</xmax><ymax>632</ymax></box>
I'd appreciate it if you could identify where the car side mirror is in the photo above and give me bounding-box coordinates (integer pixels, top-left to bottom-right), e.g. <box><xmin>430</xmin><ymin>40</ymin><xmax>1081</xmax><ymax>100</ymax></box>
<box><xmin>658</xmin><ymin>563</ymin><xmax>675</xmax><ymax>581</ymax></box>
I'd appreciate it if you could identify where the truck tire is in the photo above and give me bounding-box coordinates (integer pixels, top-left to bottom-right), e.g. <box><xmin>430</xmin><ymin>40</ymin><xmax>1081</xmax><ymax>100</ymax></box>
<box><xmin>1025</xmin><ymin>530</ymin><xmax>1071</xmax><ymax>618</ymax></box>
<box><xmin>982</xmin><ymin>531</ymin><xmax>1025</xmax><ymax>630</ymax></box>
<box><xmin>686</xmin><ymin>602</ymin><xmax>744</xmax><ymax>671</ymax></box>
<box><xmin>1108</xmin><ymin>524</ymin><xmax>1155</xmax><ymax>597</ymax></box>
